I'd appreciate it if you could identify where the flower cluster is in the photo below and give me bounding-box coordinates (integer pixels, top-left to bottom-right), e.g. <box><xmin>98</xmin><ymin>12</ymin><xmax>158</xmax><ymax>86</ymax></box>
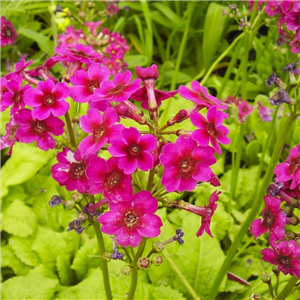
<box><xmin>57</xmin><ymin>21</ymin><xmax>129</xmax><ymax>75</ymax></box>
<box><xmin>251</xmin><ymin>144</ymin><xmax>300</xmax><ymax>277</ymax></box>
<box><xmin>1</xmin><ymin>16</ymin><xmax>17</xmax><ymax>47</ymax></box>
<box><xmin>1</xmin><ymin>53</ymin><xmax>229</xmax><ymax>258</ymax></box>
<box><xmin>223</xmin><ymin>96</ymin><xmax>253</xmax><ymax>123</ymax></box>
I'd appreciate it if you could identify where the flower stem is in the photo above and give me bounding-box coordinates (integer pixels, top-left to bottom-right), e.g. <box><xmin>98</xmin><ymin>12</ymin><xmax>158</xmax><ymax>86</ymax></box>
<box><xmin>64</xmin><ymin>112</ymin><xmax>76</xmax><ymax>149</ymax></box>
<box><xmin>92</xmin><ymin>222</ymin><xmax>112</xmax><ymax>300</ymax></box>
<box><xmin>275</xmin><ymin>276</ymin><xmax>299</xmax><ymax>300</ymax></box>
<box><xmin>208</xmin><ymin>113</ymin><xmax>297</xmax><ymax>300</ymax></box>
<box><xmin>146</xmin><ymin>168</ymin><xmax>156</xmax><ymax>191</ymax></box>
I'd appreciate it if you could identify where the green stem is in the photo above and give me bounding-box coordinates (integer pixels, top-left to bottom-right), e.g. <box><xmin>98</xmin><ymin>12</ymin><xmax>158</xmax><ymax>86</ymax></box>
<box><xmin>164</xmin><ymin>248</ymin><xmax>200</xmax><ymax>300</ymax></box>
<box><xmin>127</xmin><ymin>238</ymin><xmax>147</xmax><ymax>300</ymax></box>
<box><xmin>276</xmin><ymin>276</ymin><xmax>299</xmax><ymax>300</ymax></box>
<box><xmin>208</xmin><ymin>113</ymin><xmax>297</xmax><ymax>300</ymax></box>
<box><xmin>268</xmin><ymin>282</ymin><xmax>275</xmax><ymax>299</ymax></box>
<box><xmin>241</xmin><ymin>32</ymin><xmax>250</xmax><ymax>101</ymax></box>
<box><xmin>64</xmin><ymin>112</ymin><xmax>76</xmax><ymax>149</ymax></box>
<box><xmin>161</xmin><ymin>2</ymin><xmax>195</xmax><ymax>125</ymax></box>
<box><xmin>146</xmin><ymin>168</ymin><xmax>156</xmax><ymax>191</ymax></box>
<box><xmin>92</xmin><ymin>223</ymin><xmax>112</xmax><ymax>300</ymax></box>
<box><xmin>275</xmin><ymin>272</ymin><xmax>280</xmax><ymax>296</ymax></box>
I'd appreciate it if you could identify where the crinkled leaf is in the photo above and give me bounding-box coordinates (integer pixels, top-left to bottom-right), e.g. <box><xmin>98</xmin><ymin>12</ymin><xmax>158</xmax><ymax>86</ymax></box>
<box><xmin>56</xmin><ymin>253</ymin><xmax>72</xmax><ymax>286</ymax></box>
<box><xmin>2</xmin><ymin>200</ymin><xmax>37</xmax><ymax>237</ymax></box>
<box><xmin>151</xmin><ymin>286</ymin><xmax>186</xmax><ymax>300</ymax></box>
<box><xmin>32</xmin><ymin>227</ymin><xmax>67</xmax><ymax>272</ymax></box>
<box><xmin>1</xmin><ymin>265</ymin><xmax>58</xmax><ymax>300</ymax></box>
<box><xmin>9</xmin><ymin>236</ymin><xmax>40</xmax><ymax>267</ymax></box>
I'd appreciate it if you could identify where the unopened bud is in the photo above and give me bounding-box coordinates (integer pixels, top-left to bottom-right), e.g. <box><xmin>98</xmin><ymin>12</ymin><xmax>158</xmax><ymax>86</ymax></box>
<box><xmin>282</xmin><ymin>205</ymin><xmax>292</xmax><ymax>215</ymax></box>
<box><xmin>72</xmin><ymin>193</ymin><xmax>83</xmax><ymax>203</ymax></box>
<box><xmin>138</xmin><ymin>257</ymin><xmax>151</xmax><ymax>269</ymax></box>
<box><xmin>65</xmin><ymin>200</ymin><xmax>75</xmax><ymax>210</ymax></box>
<box><xmin>152</xmin><ymin>242</ymin><xmax>164</xmax><ymax>253</ymax></box>
<box><xmin>87</xmin><ymin>2</ymin><xmax>94</xmax><ymax>7</ymax></box>
<box><xmin>167</xmin><ymin>110</ymin><xmax>188</xmax><ymax>126</ymax></box>
<box><xmin>72</xmin><ymin>114</ymin><xmax>80</xmax><ymax>123</ymax></box>
<box><xmin>250</xmin><ymin>293</ymin><xmax>261</xmax><ymax>300</ymax></box>
<box><xmin>102</xmin><ymin>252</ymin><xmax>112</xmax><ymax>261</ymax></box>
<box><xmin>261</xmin><ymin>272</ymin><xmax>271</xmax><ymax>283</ymax></box>
<box><xmin>55</xmin><ymin>140</ymin><xmax>63</xmax><ymax>150</ymax></box>
<box><xmin>77</xmin><ymin>212</ymin><xmax>87</xmax><ymax>223</ymax></box>
<box><xmin>78</xmin><ymin>11</ymin><xmax>86</xmax><ymax>19</ymax></box>
<box><xmin>121</xmin><ymin>266</ymin><xmax>131</xmax><ymax>275</ymax></box>
<box><xmin>288</xmin><ymin>216</ymin><xmax>300</xmax><ymax>225</ymax></box>
<box><xmin>280</xmin><ymin>48</ymin><xmax>287</xmax><ymax>54</ymax></box>
<box><xmin>285</xmin><ymin>232</ymin><xmax>296</xmax><ymax>240</ymax></box>
<box><xmin>152</xmin><ymin>255</ymin><xmax>164</xmax><ymax>266</ymax></box>
<box><xmin>265</xmin><ymin>18</ymin><xmax>271</xmax><ymax>25</ymax></box>
<box><xmin>272</xmin><ymin>265</ymin><xmax>279</xmax><ymax>276</ymax></box>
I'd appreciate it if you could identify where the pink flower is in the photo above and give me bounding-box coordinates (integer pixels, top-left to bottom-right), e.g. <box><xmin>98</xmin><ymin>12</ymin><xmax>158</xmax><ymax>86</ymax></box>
<box><xmin>136</xmin><ymin>64</ymin><xmax>159</xmax><ymax>80</ymax></box>
<box><xmin>70</xmin><ymin>64</ymin><xmax>110</xmax><ymax>103</ymax></box>
<box><xmin>274</xmin><ymin>144</ymin><xmax>300</xmax><ymax>190</ymax></box>
<box><xmin>91</xmin><ymin>70</ymin><xmax>141</xmax><ymax>103</ymax></box>
<box><xmin>5</xmin><ymin>58</ymin><xmax>33</xmax><ymax>80</ymax></box>
<box><xmin>281</xmin><ymin>1</ymin><xmax>300</xmax><ymax>14</ymax></box>
<box><xmin>14</xmin><ymin>108</ymin><xmax>64</xmax><ymax>151</ymax></box>
<box><xmin>265</xmin><ymin>1</ymin><xmax>280</xmax><ymax>17</ymax></box>
<box><xmin>51</xmin><ymin>148</ymin><xmax>95</xmax><ymax>193</ymax></box>
<box><xmin>250</xmin><ymin>195</ymin><xmax>286</xmax><ymax>240</ymax></box>
<box><xmin>86</xmin><ymin>157</ymin><xmax>133</xmax><ymax>202</ymax></box>
<box><xmin>290</xmin><ymin>30</ymin><xmax>300</xmax><ymax>53</ymax></box>
<box><xmin>284</xmin><ymin>12</ymin><xmax>300</xmax><ymax>31</ymax></box>
<box><xmin>179</xmin><ymin>81</ymin><xmax>227</xmax><ymax>109</ymax></box>
<box><xmin>0</xmin><ymin>77</ymin><xmax>9</xmax><ymax>111</ymax></box>
<box><xmin>160</xmin><ymin>136</ymin><xmax>216</xmax><ymax>192</ymax></box>
<box><xmin>1</xmin><ymin>74</ymin><xmax>31</xmax><ymax>115</ymax></box>
<box><xmin>130</xmin><ymin>87</ymin><xmax>178</xmax><ymax>110</ymax></box>
<box><xmin>106</xmin><ymin>3</ymin><xmax>119</xmax><ymax>16</ymax></box>
<box><xmin>261</xmin><ymin>240</ymin><xmax>300</xmax><ymax>277</ymax></box>
<box><xmin>237</xmin><ymin>101</ymin><xmax>253</xmax><ymax>123</ymax></box>
<box><xmin>109</xmin><ymin>127</ymin><xmax>157</xmax><ymax>174</ymax></box>
<box><xmin>99</xmin><ymin>191</ymin><xmax>162</xmax><ymax>247</ymax></box>
<box><xmin>1</xmin><ymin>16</ymin><xmax>17</xmax><ymax>47</ymax></box>
<box><xmin>78</xmin><ymin>107</ymin><xmax>124</xmax><ymax>154</ymax></box>
<box><xmin>106</xmin><ymin>43</ymin><xmax>123</xmax><ymax>59</ymax></box>
<box><xmin>190</xmin><ymin>106</ymin><xmax>230</xmax><ymax>154</ymax></box>
<box><xmin>257</xmin><ymin>101</ymin><xmax>273</xmax><ymax>122</ymax></box>
<box><xmin>58</xmin><ymin>26</ymin><xmax>82</xmax><ymax>47</ymax></box>
<box><xmin>24</xmin><ymin>79</ymin><xmax>70</xmax><ymax>120</ymax></box>
<box><xmin>84</xmin><ymin>21</ymin><xmax>102</xmax><ymax>36</ymax></box>
<box><xmin>0</xmin><ymin>116</ymin><xmax>19</xmax><ymax>155</ymax></box>
<box><xmin>101</xmin><ymin>57</ymin><xmax>121</xmax><ymax>75</ymax></box>
<box><xmin>197</xmin><ymin>191</ymin><xmax>220</xmax><ymax>237</ymax></box>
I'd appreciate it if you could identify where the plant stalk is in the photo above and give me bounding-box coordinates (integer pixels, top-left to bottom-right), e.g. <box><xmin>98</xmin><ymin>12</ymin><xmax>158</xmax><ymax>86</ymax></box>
<box><xmin>276</xmin><ymin>276</ymin><xmax>298</xmax><ymax>300</ymax></box>
<box><xmin>64</xmin><ymin>112</ymin><xmax>76</xmax><ymax>149</ymax></box>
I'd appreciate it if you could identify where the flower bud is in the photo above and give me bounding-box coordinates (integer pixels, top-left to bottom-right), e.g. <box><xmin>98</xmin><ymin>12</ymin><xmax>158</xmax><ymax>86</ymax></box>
<box><xmin>287</xmin><ymin>216</ymin><xmax>300</xmax><ymax>225</ymax></box>
<box><xmin>78</xmin><ymin>11</ymin><xmax>86</xmax><ymax>19</ymax></box>
<box><xmin>65</xmin><ymin>200</ymin><xmax>75</xmax><ymax>210</ymax></box>
<box><xmin>54</xmin><ymin>140</ymin><xmax>63</xmax><ymax>150</ymax></box>
<box><xmin>121</xmin><ymin>266</ymin><xmax>131</xmax><ymax>275</ymax></box>
<box><xmin>285</xmin><ymin>232</ymin><xmax>296</xmax><ymax>240</ymax></box>
<box><xmin>272</xmin><ymin>265</ymin><xmax>279</xmax><ymax>276</ymax></box>
<box><xmin>72</xmin><ymin>193</ymin><xmax>83</xmax><ymax>203</ymax></box>
<box><xmin>102</xmin><ymin>252</ymin><xmax>112</xmax><ymax>261</ymax></box>
<box><xmin>261</xmin><ymin>272</ymin><xmax>271</xmax><ymax>283</ymax></box>
<box><xmin>138</xmin><ymin>257</ymin><xmax>151</xmax><ymax>269</ymax></box>
<box><xmin>152</xmin><ymin>255</ymin><xmax>164</xmax><ymax>266</ymax></box>
<box><xmin>250</xmin><ymin>294</ymin><xmax>261</xmax><ymax>300</ymax></box>
<box><xmin>152</xmin><ymin>242</ymin><xmax>164</xmax><ymax>253</ymax></box>
<box><xmin>72</xmin><ymin>114</ymin><xmax>80</xmax><ymax>123</ymax></box>
<box><xmin>77</xmin><ymin>212</ymin><xmax>87</xmax><ymax>223</ymax></box>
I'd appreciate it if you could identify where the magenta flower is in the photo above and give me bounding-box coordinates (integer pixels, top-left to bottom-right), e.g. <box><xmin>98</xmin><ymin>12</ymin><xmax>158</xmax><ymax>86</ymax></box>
<box><xmin>284</xmin><ymin>12</ymin><xmax>300</xmax><ymax>31</ymax></box>
<box><xmin>264</xmin><ymin>1</ymin><xmax>280</xmax><ymax>17</ymax></box>
<box><xmin>237</xmin><ymin>101</ymin><xmax>253</xmax><ymax>123</ymax></box>
<box><xmin>0</xmin><ymin>116</ymin><xmax>19</xmax><ymax>155</ymax></box>
<box><xmin>136</xmin><ymin>64</ymin><xmax>159</xmax><ymax>80</ymax></box>
<box><xmin>274</xmin><ymin>144</ymin><xmax>300</xmax><ymax>190</ymax></box>
<box><xmin>0</xmin><ymin>77</ymin><xmax>9</xmax><ymax>111</ymax></box>
<box><xmin>58</xmin><ymin>25</ymin><xmax>82</xmax><ymax>47</ymax></box>
<box><xmin>190</xmin><ymin>106</ymin><xmax>230</xmax><ymax>154</ymax></box>
<box><xmin>179</xmin><ymin>81</ymin><xmax>226</xmax><ymax>109</ymax></box>
<box><xmin>197</xmin><ymin>191</ymin><xmax>220</xmax><ymax>237</ymax></box>
<box><xmin>250</xmin><ymin>195</ymin><xmax>286</xmax><ymax>240</ymax></box>
<box><xmin>261</xmin><ymin>240</ymin><xmax>300</xmax><ymax>277</ymax></box>
<box><xmin>91</xmin><ymin>70</ymin><xmax>141</xmax><ymax>103</ymax></box>
<box><xmin>101</xmin><ymin>57</ymin><xmax>121</xmax><ymax>75</ymax></box>
<box><xmin>131</xmin><ymin>87</ymin><xmax>178</xmax><ymax>110</ymax></box>
<box><xmin>160</xmin><ymin>136</ymin><xmax>216</xmax><ymax>192</ymax></box>
<box><xmin>109</xmin><ymin>127</ymin><xmax>157</xmax><ymax>174</ymax></box>
<box><xmin>51</xmin><ymin>148</ymin><xmax>95</xmax><ymax>193</ymax></box>
<box><xmin>106</xmin><ymin>43</ymin><xmax>123</xmax><ymax>59</ymax></box>
<box><xmin>5</xmin><ymin>58</ymin><xmax>33</xmax><ymax>80</ymax></box>
<box><xmin>86</xmin><ymin>157</ymin><xmax>133</xmax><ymax>203</ymax></box>
<box><xmin>99</xmin><ymin>191</ymin><xmax>162</xmax><ymax>247</ymax></box>
<box><xmin>290</xmin><ymin>31</ymin><xmax>300</xmax><ymax>54</ymax></box>
<box><xmin>78</xmin><ymin>108</ymin><xmax>124</xmax><ymax>154</ymax></box>
<box><xmin>1</xmin><ymin>74</ymin><xmax>30</xmax><ymax>115</ymax></box>
<box><xmin>1</xmin><ymin>16</ymin><xmax>17</xmax><ymax>47</ymax></box>
<box><xmin>257</xmin><ymin>101</ymin><xmax>273</xmax><ymax>122</ymax></box>
<box><xmin>84</xmin><ymin>21</ymin><xmax>102</xmax><ymax>36</ymax></box>
<box><xmin>106</xmin><ymin>3</ymin><xmax>119</xmax><ymax>16</ymax></box>
<box><xmin>24</xmin><ymin>79</ymin><xmax>70</xmax><ymax>120</ymax></box>
<box><xmin>70</xmin><ymin>64</ymin><xmax>110</xmax><ymax>103</ymax></box>
<box><xmin>14</xmin><ymin>108</ymin><xmax>64</xmax><ymax>151</ymax></box>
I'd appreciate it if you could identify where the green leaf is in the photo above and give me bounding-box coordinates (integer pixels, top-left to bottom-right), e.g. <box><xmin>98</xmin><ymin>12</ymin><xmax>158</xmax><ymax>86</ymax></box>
<box><xmin>125</xmin><ymin>54</ymin><xmax>149</xmax><ymax>68</ymax></box>
<box><xmin>9</xmin><ymin>236</ymin><xmax>40</xmax><ymax>267</ymax></box>
<box><xmin>2</xmin><ymin>200</ymin><xmax>37</xmax><ymax>237</ymax></box>
<box><xmin>32</xmin><ymin>227</ymin><xmax>67</xmax><ymax>272</ymax></box>
<box><xmin>2</xmin><ymin>143</ymin><xmax>54</xmax><ymax>188</ymax></box>
<box><xmin>151</xmin><ymin>286</ymin><xmax>186</xmax><ymax>300</ymax></box>
<box><xmin>18</xmin><ymin>27</ymin><xmax>54</xmax><ymax>56</ymax></box>
<box><xmin>71</xmin><ymin>238</ymin><xmax>102</xmax><ymax>281</ymax></box>
<box><xmin>56</xmin><ymin>253</ymin><xmax>72</xmax><ymax>286</ymax></box>
<box><xmin>1</xmin><ymin>265</ymin><xmax>58</xmax><ymax>300</ymax></box>
<box><xmin>246</xmin><ymin>140</ymin><xmax>262</xmax><ymax>165</ymax></box>
<box><xmin>153</xmin><ymin>3</ymin><xmax>182</xmax><ymax>25</ymax></box>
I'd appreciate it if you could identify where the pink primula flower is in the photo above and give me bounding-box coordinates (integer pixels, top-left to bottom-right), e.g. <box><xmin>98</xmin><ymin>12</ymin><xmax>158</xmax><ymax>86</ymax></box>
<box><xmin>1</xmin><ymin>16</ymin><xmax>17</xmax><ymax>47</ymax></box>
<box><xmin>78</xmin><ymin>107</ymin><xmax>124</xmax><ymax>154</ymax></box>
<box><xmin>258</xmin><ymin>101</ymin><xmax>273</xmax><ymax>122</ymax></box>
<box><xmin>58</xmin><ymin>25</ymin><xmax>82</xmax><ymax>47</ymax></box>
<box><xmin>91</xmin><ymin>70</ymin><xmax>141</xmax><ymax>103</ymax></box>
<box><xmin>24</xmin><ymin>79</ymin><xmax>70</xmax><ymax>120</ymax></box>
<box><xmin>70</xmin><ymin>63</ymin><xmax>110</xmax><ymax>103</ymax></box>
<box><xmin>1</xmin><ymin>74</ymin><xmax>30</xmax><ymax>115</ymax></box>
<box><xmin>290</xmin><ymin>30</ymin><xmax>300</xmax><ymax>54</ymax></box>
<box><xmin>179</xmin><ymin>81</ymin><xmax>227</xmax><ymax>109</ymax></box>
<box><xmin>51</xmin><ymin>148</ymin><xmax>95</xmax><ymax>193</ymax></box>
<box><xmin>250</xmin><ymin>195</ymin><xmax>286</xmax><ymax>241</ymax></box>
<box><xmin>190</xmin><ymin>106</ymin><xmax>230</xmax><ymax>154</ymax></box>
<box><xmin>84</xmin><ymin>21</ymin><xmax>102</xmax><ymax>36</ymax></box>
<box><xmin>274</xmin><ymin>144</ymin><xmax>300</xmax><ymax>191</ymax></box>
<box><xmin>109</xmin><ymin>127</ymin><xmax>157</xmax><ymax>174</ymax></box>
<box><xmin>261</xmin><ymin>240</ymin><xmax>300</xmax><ymax>277</ymax></box>
<box><xmin>160</xmin><ymin>136</ymin><xmax>216</xmax><ymax>193</ymax></box>
<box><xmin>265</xmin><ymin>1</ymin><xmax>280</xmax><ymax>17</ymax></box>
<box><xmin>284</xmin><ymin>12</ymin><xmax>300</xmax><ymax>31</ymax></box>
<box><xmin>106</xmin><ymin>43</ymin><xmax>123</xmax><ymax>59</ymax></box>
<box><xmin>0</xmin><ymin>116</ymin><xmax>19</xmax><ymax>155</ymax></box>
<box><xmin>14</xmin><ymin>108</ymin><xmax>64</xmax><ymax>151</ymax></box>
<box><xmin>86</xmin><ymin>156</ymin><xmax>133</xmax><ymax>203</ymax></box>
<box><xmin>99</xmin><ymin>191</ymin><xmax>162</xmax><ymax>247</ymax></box>
<box><xmin>237</xmin><ymin>101</ymin><xmax>253</xmax><ymax>123</ymax></box>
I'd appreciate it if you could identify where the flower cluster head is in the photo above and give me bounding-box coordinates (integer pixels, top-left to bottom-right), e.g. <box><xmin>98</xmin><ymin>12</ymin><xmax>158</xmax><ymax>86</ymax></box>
<box><xmin>251</xmin><ymin>144</ymin><xmax>300</xmax><ymax>278</ymax></box>
<box><xmin>1</xmin><ymin>16</ymin><xmax>17</xmax><ymax>47</ymax></box>
<box><xmin>223</xmin><ymin>96</ymin><xmax>253</xmax><ymax>123</ymax></box>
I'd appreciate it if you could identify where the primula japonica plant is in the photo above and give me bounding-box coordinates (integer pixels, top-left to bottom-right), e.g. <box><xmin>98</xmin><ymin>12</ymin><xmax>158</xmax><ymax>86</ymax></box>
<box><xmin>0</xmin><ymin>48</ymin><xmax>230</xmax><ymax>298</ymax></box>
